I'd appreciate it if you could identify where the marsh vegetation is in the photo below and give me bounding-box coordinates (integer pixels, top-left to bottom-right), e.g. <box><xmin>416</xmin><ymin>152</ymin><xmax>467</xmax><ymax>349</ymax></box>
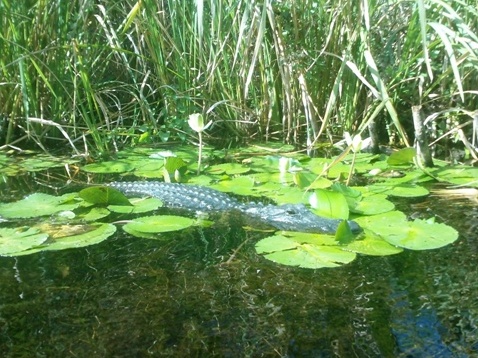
<box><xmin>1</xmin><ymin>0</ymin><xmax>477</xmax><ymax>159</ymax></box>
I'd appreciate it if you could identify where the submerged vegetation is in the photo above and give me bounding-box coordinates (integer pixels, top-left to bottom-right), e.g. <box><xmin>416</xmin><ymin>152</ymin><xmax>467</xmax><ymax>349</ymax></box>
<box><xmin>0</xmin><ymin>0</ymin><xmax>476</xmax><ymax>268</ymax></box>
<box><xmin>0</xmin><ymin>0</ymin><xmax>477</xmax><ymax>158</ymax></box>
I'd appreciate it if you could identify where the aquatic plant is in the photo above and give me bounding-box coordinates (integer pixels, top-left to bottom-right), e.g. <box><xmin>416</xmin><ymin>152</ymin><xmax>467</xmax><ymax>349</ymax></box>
<box><xmin>0</xmin><ymin>145</ymin><xmax>468</xmax><ymax>269</ymax></box>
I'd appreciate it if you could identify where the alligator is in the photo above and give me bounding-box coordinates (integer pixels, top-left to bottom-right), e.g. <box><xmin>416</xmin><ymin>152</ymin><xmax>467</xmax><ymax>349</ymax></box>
<box><xmin>108</xmin><ymin>181</ymin><xmax>362</xmax><ymax>234</ymax></box>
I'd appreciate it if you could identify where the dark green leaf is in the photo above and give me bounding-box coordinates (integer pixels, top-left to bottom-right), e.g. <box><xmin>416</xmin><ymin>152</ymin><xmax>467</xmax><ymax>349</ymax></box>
<box><xmin>79</xmin><ymin>187</ymin><xmax>133</xmax><ymax>206</ymax></box>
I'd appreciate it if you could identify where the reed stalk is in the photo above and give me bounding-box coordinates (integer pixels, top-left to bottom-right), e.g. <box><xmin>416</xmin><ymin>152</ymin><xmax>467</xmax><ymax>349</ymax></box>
<box><xmin>0</xmin><ymin>0</ymin><xmax>476</xmax><ymax>156</ymax></box>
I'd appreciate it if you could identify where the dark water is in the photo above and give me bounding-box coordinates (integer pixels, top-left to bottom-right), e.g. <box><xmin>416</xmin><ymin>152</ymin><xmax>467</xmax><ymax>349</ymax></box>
<box><xmin>0</xmin><ymin>183</ymin><xmax>477</xmax><ymax>357</ymax></box>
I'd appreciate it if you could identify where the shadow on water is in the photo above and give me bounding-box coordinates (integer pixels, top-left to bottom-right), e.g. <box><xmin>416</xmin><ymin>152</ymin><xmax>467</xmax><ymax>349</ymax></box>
<box><xmin>0</xmin><ymin>179</ymin><xmax>477</xmax><ymax>357</ymax></box>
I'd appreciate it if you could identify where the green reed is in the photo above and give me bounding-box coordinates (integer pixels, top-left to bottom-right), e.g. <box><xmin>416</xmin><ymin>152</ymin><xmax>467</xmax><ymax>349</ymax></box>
<box><xmin>0</xmin><ymin>0</ymin><xmax>476</xmax><ymax>156</ymax></box>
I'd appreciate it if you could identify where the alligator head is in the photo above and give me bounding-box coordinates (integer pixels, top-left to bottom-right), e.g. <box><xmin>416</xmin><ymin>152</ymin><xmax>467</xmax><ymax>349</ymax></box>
<box><xmin>243</xmin><ymin>203</ymin><xmax>362</xmax><ymax>235</ymax></box>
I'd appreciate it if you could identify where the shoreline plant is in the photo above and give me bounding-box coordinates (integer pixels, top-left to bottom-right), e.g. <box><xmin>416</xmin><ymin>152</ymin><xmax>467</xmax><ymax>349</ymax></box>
<box><xmin>0</xmin><ymin>0</ymin><xmax>476</xmax><ymax>162</ymax></box>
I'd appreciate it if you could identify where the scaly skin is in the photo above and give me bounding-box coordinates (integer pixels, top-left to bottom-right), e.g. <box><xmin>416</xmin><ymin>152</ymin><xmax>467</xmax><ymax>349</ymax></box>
<box><xmin>108</xmin><ymin>181</ymin><xmax>362</xmax><ymax>234</ymax></box>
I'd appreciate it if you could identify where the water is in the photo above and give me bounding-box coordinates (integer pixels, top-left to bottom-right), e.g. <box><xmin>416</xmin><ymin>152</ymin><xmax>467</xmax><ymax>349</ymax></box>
<box><xmin>0</xmin><ymin>183</ymin><xmax>477</xmax><ymax>357</ymax></box>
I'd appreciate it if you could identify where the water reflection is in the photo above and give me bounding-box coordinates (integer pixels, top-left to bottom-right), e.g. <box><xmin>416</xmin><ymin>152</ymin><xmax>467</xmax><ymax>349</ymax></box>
<box><xmin>0</xmin><ymin>188</ymin><xmax>477</xmax><ymax>356</ymax></box>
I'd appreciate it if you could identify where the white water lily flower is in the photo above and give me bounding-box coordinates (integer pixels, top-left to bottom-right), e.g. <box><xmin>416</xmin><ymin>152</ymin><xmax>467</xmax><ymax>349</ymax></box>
<box><xmin>188</xmin><ymin>113</ymin><xmax>212</xmax><ymax>133</ymax></box>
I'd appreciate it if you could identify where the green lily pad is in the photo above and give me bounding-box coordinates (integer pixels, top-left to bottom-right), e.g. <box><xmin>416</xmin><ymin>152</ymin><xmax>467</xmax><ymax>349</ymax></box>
<box><xmin>6</xmin><ymin>223</ymin><xmax>116</xmax><ymax>256</ymax></box>
<box><xmin>256</xmin><ymin>234</ymin><xmax>302</xmax><ymax>253</ymax></box>
<box><xmin>276</xmin><ymin>231</ymin><xmax>338</xmax><ymax>246</ymax></box>
<box><xmin>385</xmin><ymin>218</ymin><xmax>459</xmax><ymax>250</ymax></box>
<box><xmin>335</xmin><ymin>220</ymin><xmax>355</xmax><ymax>244</ymax></box>
<box><xmin>21</xmin><ymin>156</ymin><xmax>78</xmax><ymax>172</ymax></box>
<box><xmin>345</xmin><ymin>231</ymin><xmax>403</xmax><ymax>256</ymax></box>
<box><xmin>387</xmin><ymin>147</ymin><xmax>416</xmax><ymax>165</ymax></box>
<box><xmin>256</xmin><ymin>235</ymin><xmax>356</xmax><ymax>268</ymax></box>
<box><xmin>351</xmin><ymin>194</ymin><xmax>395</xmax><ymax>215</ymax></box>
<box><xmin>252</xmin><ymin>171</ymin><xmax>295</xmax><ymax>186</ymax></box>
<box><xmin>0</xmin><ymin>193</ymin><xmax>80</xmax><ymax>219</ymax></box>
<box><xmin>368</xmin><ymin>182</ymin><xmax>429</xmax><ymax>197</ymax></box>
<box><xmin>123</xmin><ymin>215</ymin><xmax>195</xmax><ymax>234</ymax></box>
<box><xmin>355</xmin><ymin>212</ymin><xmax>458</xmax><ymax>250</ymax></box>
<box><xmin>82</xmin><ymin>161</ymin><xmax>135</xmax><ymax>173</ymax></box>
<box><xmin>307</xmin><ymin>177</ymin><xmax>333</xmax><ymax>189</ymax></box>
<box><xmin>108</xmin><ymin>197</ymin><xmax>162</xmax><ymax>214</ymax></box>
<box><xmin>354</xmin><ymin>211</ymin><xmax>408</xmax><ymax>236</ymax></box>
<box><xmin>133</xmin><ymin>159</ymin><xmax>164</xmax><ymax>177</ymax></box>
<box><xmin>251</xmin><ymin>180</ymin><xmax>284</xmax><ymax>194</ymax></box>
<box><xmin>331</xmin><ymin>182</ymin><xmax>362</xmax><ymax>210</ymax></box>
<box><xmin>430</xmin><ymin>166</ymin><xmax>478</xmax><ymax>187</ymax></box>
<box><xmin>206</xmin><ymin>163</ymin><xmax>251</xmax><ymax>175</ymax></box>
<box><xmin>164</xmin><ymin>156</ymin><xmax>187</xmax><ymax>173</ymax></box>
<box><xmin>268</xmin><ymin>185</ymin><xmax>310</xmax><ymax>205</ymax></box>
<box><xmin>79</xmin><ymin>187</ymin><xmax>133</xmax><ymax>206</ymax></box>
<box><xmin>79</xmin><ymin>207</ymin><xmax>111</xmax><ymax>221</ymax></box>
<box><xmin>0</xmin><ymin>227</ymin><xmax>49</xmax><ymax>256</ymax></box>
<box><xmin>122</xmin><ymin>226</ymin><xmax>161</xmax><ymax>240</ymax></box>
<box><xmin>211</xmin><ymin>176</ymin><xmax>255</xmax><ymax>195</ymax></box>
<box><xmin>309</xmin><ymin>189</ymin><xmax>349</xmax><ymax>219</ymax></box>
<box><xmin>387</xmin><ymin>184</ymin><xmax>430</xmax><ymax>197</ymax></box>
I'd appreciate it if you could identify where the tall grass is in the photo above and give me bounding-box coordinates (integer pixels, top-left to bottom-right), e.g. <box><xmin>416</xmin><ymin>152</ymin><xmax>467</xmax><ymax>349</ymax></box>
<box><xmin>0</xmin><ymin>0</ymin><xmax>477</xmax><ymax>157</ymax></box>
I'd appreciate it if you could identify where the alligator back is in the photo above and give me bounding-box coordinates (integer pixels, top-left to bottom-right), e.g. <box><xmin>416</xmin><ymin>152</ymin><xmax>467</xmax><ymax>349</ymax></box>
<box><xmin>109</xmin><ymin>181</ymin><xmax>243</xmax><ymax>212</ymax></box>
<box><xmin>109</xmin><ymin>181</ymin><xmax>362</xmax><ymax>234</ymax></box>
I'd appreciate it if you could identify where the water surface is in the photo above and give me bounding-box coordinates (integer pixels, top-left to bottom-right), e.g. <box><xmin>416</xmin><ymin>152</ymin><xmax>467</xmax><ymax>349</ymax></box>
<box><xmin>0</xmin><ymin>183</ymin><xmax>477</xmax><ymax>357</ymax></box>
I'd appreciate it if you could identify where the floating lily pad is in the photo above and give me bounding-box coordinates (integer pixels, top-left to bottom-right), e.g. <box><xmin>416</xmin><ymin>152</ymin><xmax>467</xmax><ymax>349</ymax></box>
<box><xmin>0</xmin><ymin>193</ymin><xmax>80</xmax><ymax>219</ymax></box>
<box><xmin>354</xmin><ymin>212</ymin><xmax>458</xmax><ymax>250</ymax></box>
<box><xmin>211</xmin><ymin>176</ymin><xmax>255</xmax><ymax>195</ymax></box>
<box><xmin>123</xmin><ymin>215</ymin><xmax>195</xmax><ymax>234</ymax></box>
<box><xmin>309</xmin><ymin>189</ymin><xmax>349</xmax><ymax>219</ymax></box>
<box><xmin>354</xmin><ymin>211</ymin><xmax>408</xmax><ymax>236</ymax></box>
<box><xmin>252</xmin><ymin>171</ymin><xmax>295</xmax><ymax>186</ymax></box>
<box><xmin>331</xmin><ymin>183</ymin><xmax>362</xmax><ymax>210</ymax></box>
<box><xmin>387</xmin><ymin>184</ymin><xmax>430</xmax><ymax>197</ymax></box>
<box><xmin>79</xmin><ymin>207</ymin><xmax>111</xmax><ymax>221</ymax></box>
<box><xmin>82</xmin><ymin>161</ymin><xmax>134</xmax><ymax>173</ymax></box>
<box><xmin>21</xmin><ymin>156</ymin><xmax>78</xmax><ymax>172</ymax></box>
<box><xmin>164</xmin><ymin>156</ymin><xmax>187</xmax><ymax>174</ymax></box>
<box><xmin>335</xmin><ymin>220</ymin><xmax>355</xmax><ymax>244</ymax></box>
<box><xmin>207</xmin><ymin>163</ymin><xmax>251</xmax><ymax>175</ymax></box>
<box><xmin>79</xmin><ymin>187</ymin><xmax>133</xmax><ymax>206</ymax></box>
<box><xmin>133</xmin><ymin>159</ymin><xmax>164</xmax><ymax>177</ymax></box>
<box><xmin>187</xmin><ymin>175</ymin><xmax>214</xmax><ymax>186</ymax></box>
<box><xmin>266</xmin><ymin>186</ymin><xmax>307</xmax><ymax>205</ymax></box>
<box><xmin>5</xmin><ymin>223</ymin><xmax>116</xmax><ymax>256</ymax></box>
<box><xmin>385</xmin><ymin>218</ymin><xmax>459</xmax><ymax>250</ymax></box>
<box><xmin>293</xmin><ymin>172</ymin><xmax>313</xmax><ymax>188</ymax></box>
<box><xmin>351</xmin><ymin>194</ymin><xmax>395</xmax><ymax>215</ymax></box>
<box><xmin>0</xmin><ymin>227</ymin><xmax>49</xmax><ymax>256</ymax></box>
<box><xmin>367</xmin><ymin>182</ymin><xmax>429</xmax><ymax>197</ymax></box>
<box><xmin>122</xmin><ymin>226</ymin><xmax>159</xmax><ymax>240</ymax></box>
<box><xmin>307</xmin><ymin>177</ymin><xmax>333</xmax><ymax>189</ymax></box>
<box><xmin>387</xmin><ymin>147</ymin><xmax>416</xmax><ymax>165</ymax></box>
<box><xmin>248</xmin><ymin>157</ymin><xmax>276</xmax><ymax>173</ymax></box>
<box><xmin>251</xmin><ymin>180</ymin><xmax>284</xmax><ymax>194</ymax></box>
<box><xmin>345</xmin><ymin>231</ymin><xmax>403</xmax><ymax>256</ymax></box>
<box><xmin>108</xmin><ymin>197</ymin><xmax>162</xmax><ymax>214</ymax></box>
<box><xmin>256</xmin><ymin>234</ymin><xmax>356</xmax><ymax>268</ymax></box>
<box><xmin>429</xmin><ymin>166</ymin><xmax>478</xmax><ymax>187</ymax></box>
<box><xmin>276</xmin><ymin>231</ymin><xmax>338</xmax><ymax>246</ymax></box>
